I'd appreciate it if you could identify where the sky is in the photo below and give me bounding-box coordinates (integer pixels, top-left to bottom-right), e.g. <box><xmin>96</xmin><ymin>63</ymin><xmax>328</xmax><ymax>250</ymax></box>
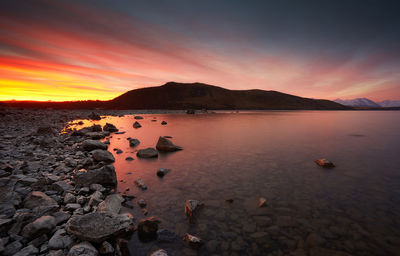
<box><xmin>0</xmin><ymin>0</ymin><xmax>399</xmax><ymax>102</ymax></box>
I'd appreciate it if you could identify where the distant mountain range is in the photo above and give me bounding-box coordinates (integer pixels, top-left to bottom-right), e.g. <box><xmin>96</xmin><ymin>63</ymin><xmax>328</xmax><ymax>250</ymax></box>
<box><xmin>334</xmin><ymin>98</ymin><xmax>400</xmax><ymax>108</ymax></box>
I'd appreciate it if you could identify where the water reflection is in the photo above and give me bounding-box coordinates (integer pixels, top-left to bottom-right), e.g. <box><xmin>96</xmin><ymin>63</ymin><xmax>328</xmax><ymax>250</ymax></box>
<box><xmin>67</xmin><ymin>111</ymin><xmax>400</xmax><ymax>256</ymax></box>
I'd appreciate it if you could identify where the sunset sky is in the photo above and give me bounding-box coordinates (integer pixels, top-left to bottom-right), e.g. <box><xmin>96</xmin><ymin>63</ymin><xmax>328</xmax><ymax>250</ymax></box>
<box><xmin>1</xmin><ymin>0</ymin><xmax>399</xmax><ymax>101</ymax></box>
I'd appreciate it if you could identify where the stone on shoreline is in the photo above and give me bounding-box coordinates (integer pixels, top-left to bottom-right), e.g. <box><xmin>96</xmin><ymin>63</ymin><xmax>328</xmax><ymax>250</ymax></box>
<box><xmin>137</xmin><ymin>217</ymin><xmax>160</xmax><ymax>242</ymax></box>
<box><xmin>137</xmin><ymin>148</ymin><xmax>158</xmax><ymax>158</ymax></box>
<box><xmin>21</xmin><ymin>215</ymin><xmax>56</xmax><ymax>238</ymax></box>
<box><xmin>66</xmin><ymin>212</ymin><xmax>134</xmax><ymax>243</ymax></box>
<box><xmin>48</xmin><ymin>229</ymin><xmax>73</xmax><ymax>250</ymax></box>
<box><xmin>315</xmin><ymin>158</ymin><xmax>335</xmax><ymax>168</ymax></box>
<box><xmin>23</xmin><ymin>191</ymin><xmax>58</xmax><ymax>210</ymax></box>
<box><xmin>81</xmin><ymin>140</ymin><xmax>108</xmax><ymax>151</ymax></box>
<box><xmin>92</xmin><ymin>149</ymin><xmax>115</xmax><ymax>163</ymax></box>
<box><xmin>97</xmin><ymin>194</ymin><xmax>124</xmax><ymax>214</ymax></box>
<box><xmin>183</xmin><ymin>233</ymin><xmax>204</xmax><ymax>249</ymax></box>
<box><xmin>73</xmin><ymin>165</ymin><xmax>117</xmax><ymax>187</ymax></box>
<box><xmin>103</xmin><ymin>123</ymin><xmax>118</xmax><ymax>132</ymax></box>
<box><xmin>156</xmin><ymin>136</ymin><xmax>182</xmax><ymax>152</ymax></box>
<box><xmin>88</xmin><ymin>112</ymin><xmax>101</xmax><ymax>120</ymax></box>
<box><xmin>134</xmin><ymin>179</ymin><xmax>147</xmax><ymax>190</ymax></box>
<box><xmin>133</xmin><ymin>121</ymin><xmax>142</xmax><ymax>128</ymax></box>
<box><xmin>68</xmin><ymin>241</ymin><xmax>98</xmax><ymax>256</ymax></box>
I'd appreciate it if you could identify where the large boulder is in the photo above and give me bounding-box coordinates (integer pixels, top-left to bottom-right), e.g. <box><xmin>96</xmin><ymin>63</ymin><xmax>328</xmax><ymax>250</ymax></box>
<box><xmin>81</xmin><ymin>140</ymin><xmax>108</xmax><ymax>151</ymax></box>
<box><xmin>97</xmin><ymin>194</ymin><xmax>124</xmax><ymax>214</ymax></box>
<box><xmin>23</xmin><ymin>191</ymin><xmax>58</xmax><ymax>209</ymax></box>
<box><xmin>66</xmin><ymin>212</ymin><xmax>134</xmax><ymax>243</ymax></box>
<box><xmin>21</xmin><ymin>215</ymin><xmax>56</xmax><ymax>238</ymax></box>
<box><xmin>92</xmin><ymin>150</ymin><xmax>115</xmax><ymax>163</ymax></box>
<box><xmin>156</xmin><ymin>136</ymin><xmax>182</xmax><ymax>152</ymax></box>
<box><xmin>103</xmin><ymin>123</ymin><xmax>118</xmax><ymax>132</ymax></box>
<box><xmin>136</xmin><ymin>148</ymin><xmax>158</xmax><ymax>158</ymax></box>
<box><xmin>73</xmin><ymin>165</ymin><xmax>117</xmax><ymax>187</ymax></box>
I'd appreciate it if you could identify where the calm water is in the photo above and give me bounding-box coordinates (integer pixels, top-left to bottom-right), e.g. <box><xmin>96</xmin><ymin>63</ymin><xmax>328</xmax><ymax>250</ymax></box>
<box><xmin>70</xmin><ymin>111</ymin><xmax>400</xmax><ymax>256</ymax></box>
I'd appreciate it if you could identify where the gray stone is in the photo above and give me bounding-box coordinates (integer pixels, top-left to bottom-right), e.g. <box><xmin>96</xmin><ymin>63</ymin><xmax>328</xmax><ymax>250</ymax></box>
<box><xmin>49</xmin><ymin>229</ymin><xmax>74</xmax><ymax>250</ymax></box>
<box><xmin>98</xmin><ymin>241</ymin><xmax>114</xmax><ymax>255</ymax></box>
<box><xmin>53</xmin><ymin>211</ymin><xmax>71</xmax><ymax>225</ymax></box>
<box><xmin>149</xmin><ymin>249</ymin><xmax>168</xmax><ymax>256</ymax></box>
<box><xmin>64</xmin><ymin>193</ymin><xmax>76</xmax><ymax>204</ymax></box>
<box><xmin>13</xmin><ymin>244</ymin><xmax>38</xmax><ymax>256</ymax></box>
<box><xmin>97</xmin><ymin>194</ymin><xmax>123</xmax><ymax>214</ymax></box>
<box><xmin>73</xmin><ymin>165</ymin><xmax>117</xmax><ymax>187</ymax></box>
<box><xmin>68</xmin><ymin>241</ymin><xmax>98</xmax><ymax>256</ymax></box>
<box><xmin>92</xmin><ymin>150</ymin><xmax>115</xmax><ymax>163</ymax></box>
<box><xmin>53</xmin><ymin>180</ymin><xmax>74</xmax><ymax>193</ymax></box>
<box><xmin>65</xmin><ymin>203</ymin><xmax>81</xmax><ymax>211</ymax></box>
<box><xmin>89</xmin><ymin>184</ymin><xmax>105</xmax><ymax>192</ymax></box>
<box><xmin>21</xmin><ymin>215</ymin><xmax>56</xmax><ymax>238</ymax></box>
<box><xmin>88</xmin><ymin>191</ymin><xmax>103</xmax><ymax>207</ymax></box>
<box><xmin>4</xmin><ymin>240</ymin><xmax>23</xmax><ymax>256</ymax></box>
<box><xmin>128</xmin><ymin>138</ymin><xmax>140</xmax><ymax>147</ymax></box>
<box><xmin>81</xmin><ymin>140</ymin><xmax>108</xmax><ymax>151</ymax></box>
<box><xmin>23</xmin><ymin>191</ymin><xmax>58</xmax><ymax>209</ymax></box>
<box><xmin>133</xmin><ymin>121</ymin><xmax>141</xmax><ymax>128</ymax></box>
<box><xmin>137</xmin><ymin>217</ymin><xmax>160</xmax><ymax>242</ymax></box>
<box><xmin>66</xmin><ymin>212</ymin><xmax>134</xmax><ymax>243</ymax></box>
<box><xmin>156</xmin><ymin>168</ymin><xmax>171</xmax><ymax>177</ymax></box>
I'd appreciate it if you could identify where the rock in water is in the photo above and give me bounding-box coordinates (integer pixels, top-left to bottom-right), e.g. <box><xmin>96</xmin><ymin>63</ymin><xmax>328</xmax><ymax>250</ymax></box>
<box><xmin>157</xmin><ymin>168</ymin><xmax>171</xmax><ymax>177</ymax></box>
<box><xmin>137</xmin><ymin>148</ymin><xmax>158</xmax><ymax>158</ymax></box>
<box><xmin>103</xmin><ymin>123</ymin><xmax>118</xmax><ymax>132</ymax></box>
<box><xmin>134</xmin><ymin>116</ymin><xmax>144</xmax><ymax>120</ymax></box>
<box><xmin>88</xmin><ymin>112</ymin><xmax>101</xmax><ymax>120</ymax></box>
<box><xmin>156</xmin><ymin>136</ymin><xmax>183</xmax><ymax>152</ymax></box>
<box><xmin>137</xmin><ymin>217</ymin><xmax>160</xmax><ymax>242</ymax></box>
<box><xmin>73</xmin><ymin>165</ymin><xmax>117</xmax><ymax>187</ymax></box>
<box><xmin>134</xmin><ymin>179</ymin><xmax>147</xmax><ymax>190</ymax></box>
<box><xmin>183</xmin><ymin>233</ymin><xmax>204</xmax><ymax>249</ymax></box>
<box><xmin>259</xmin><ymin>197</ymin><xmax>267</xmax><ymax>207</ymax></box>
<box><xmin>161</xmin><ymin>121</ymin><xmax>167</xmax><ymax>125</ymax></box>
<box><xmin>81</xmin><ymin>140</ymin><xmax>108</xmax><ymax>151</ymax></box>
<box><xmin>315</xmin><ymin>158</ymin><xmax>335</xmax><ymax>168</ymax></box>
<box><xmin>92</xmin><ymin>149</ymin><xmax>115</xmax><ymax>163</ymax></box>
<box><xmin>97</xmin><ymin>194</ymin><xmax>124</xmax><ymax>214</ymax></box>
<box><xmin>133</xmin><ymin>121</ymin><xmax>142</xmax><ymax>128</ymax></box>
<box><xmin>185</xmin><ymin>200</ymin><xmax>203</xmax><ymax>222</ymax></box>
<box><xmin>128</xmin><ymin>138</ymin><xmax>140</xmax><ymax>147</ymax></box>
<box><xmin>66</xmin><ymin>212</ymin><xmax>133</xmax><ymax>243</ymax></box>
<box><xmin>186</xmin><ymin>109</ymin><xmax>195</xmax><ymax>114</ymax></box>
<box><xmin>137</xmin><ymin>199</ymin><xmax>147</xmax><ymax>208</ymax></box>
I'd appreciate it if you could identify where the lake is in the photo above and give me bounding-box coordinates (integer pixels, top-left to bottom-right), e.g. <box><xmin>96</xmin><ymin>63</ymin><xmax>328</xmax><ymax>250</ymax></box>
<box><xmin>69</xmin><ymin>111</ymin><xmax>400</xmax><ymax>256</ymax></box>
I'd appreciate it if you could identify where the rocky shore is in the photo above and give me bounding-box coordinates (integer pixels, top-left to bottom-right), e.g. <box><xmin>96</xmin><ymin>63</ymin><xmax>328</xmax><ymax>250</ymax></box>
<box><xmin>0</xmin><ymin>108</ymin><xmax>182</xmax><ymax>256</ymax></box>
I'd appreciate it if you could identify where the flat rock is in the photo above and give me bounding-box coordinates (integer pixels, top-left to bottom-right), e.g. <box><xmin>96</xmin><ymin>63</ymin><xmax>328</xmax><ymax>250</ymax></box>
<box><xmin>315</xmin><ymin>158</ymin><xmax>335</xmax><ymax>168</ymax></box>
<box><xmin>14</xmin><ymin>244</ymin><xmax>38</xmax><ymax>256</ymax></box>
<box><xmin>81</xmin><ymin>140</ymin><xmax>108</xmax><ymax>151</ymax></box>
<box><xmin>23</xmin><ymin>191</ymin><xmax>58</xmax><ymax>210</ymax></box>
<box><xmin>156</xmin><ymin>136</ymin><xmax>182</xmax><ymax>152</ymax></box>
<box><xmin>22</xmin><ymin>215</ymin><xmax>56</xmax><ymax>238</ymax></box>
<box><xmin>149</xmin><ymin>249</ymin><xmax>168</xmax><ymax>256</ymax></box>
<box><xmin>66</xmin><ymin>212</ymin><xmax>133</xmax><ymax>243</ymax></box>
<box><xmin>48</xmin><ymin>229</ymin><xmax>73</xmax><ymax>250</ymax></box>
<box><xmin>73</xmin><ymin>165</ymin><xmax>117</xmax><ymax>187</ymax></box>
<box><xmin>92</xmin><ymin>149</ymin><xmax>115</xmax><ymax>163</ymax></box>
<box><xmin>136</xmin><ymin>148</ymin><xmax>158</xmax><ymax>158</ymax></box>
<box><xmin>97</xmin><ymin>194</ymin><xmax>124</xmax><ymax>214</ymax></box>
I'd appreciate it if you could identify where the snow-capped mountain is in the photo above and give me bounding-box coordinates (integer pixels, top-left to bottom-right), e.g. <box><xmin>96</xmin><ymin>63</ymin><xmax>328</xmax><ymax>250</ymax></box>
<box><xmin>377</xmin><ymin>100</ymin><xmax>400</xmax><ymax>108</ymax></box>
<box><xmin>334</xmin><ymin>98</ymin><xmax>381</xmax><ymax>107</ymax></box>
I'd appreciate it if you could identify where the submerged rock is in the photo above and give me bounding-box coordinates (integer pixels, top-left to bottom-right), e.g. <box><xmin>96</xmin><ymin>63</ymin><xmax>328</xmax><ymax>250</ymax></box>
<box><xmin>103</xmin><ymin>123</ymin><xmax>118</xmax><ymax>132</ymax></box>
<box><xmin>133</xmin><ymin>121</ymin><xmax>142</xmax><ymax>128</ymax></box>
<box><xmin>156</xmin><ymin>168</ymin><xmax>171</xmax><ymax>177</ymax></box>
<box><xmin>66</xmin><ymin>212</ymin><xmax>134</xmax><ymax>243</ymax></box>
<box><xmin>315</xmin><ymin>158</ymin><xmax>335</xmax><ymax>168</ymax></box>
<box><xmin>137</xmin><ymin>148</ymin><xmax>158</xmax><ymax>158</ymax></box>
<box><xmin>157</xmin><ymin>229</ymin><xmax>177</xmax><ymax>243</ymax></box>
<box><xmin>92</xmin><ymin>149</ymin><xmax>115</xmax><ymax>163</ymax></box>
<box><xmin>73</xmin><ymin>165</ymin><xmax>117</xmax><ymax>187</ymax></box>
<box><xmin>137</xmin><ymin>217</ymin><xmax>160</xmax><ymax>242</ymax></box>
<box><xmin>186</xmin><ymin>109</ymin><xmax>195</xmax><ymax>114</ymax></box>
<box><xmin>137</xmin><ymin>199</ymin><xmax>147</xmax><ymax>208</ymax></box>
<box><xmin>134</xmin><ymin>179</ymin><xmax>147</xmax><ymax>190</ymax></box>
<box><xmin>156</xmin><ymin>136</ymin><xmax>182</xmax><ymax>152</ymax></box>
<box><xmin>183</xmin><ymin>233</ymin><xmax>204</xmax><ymax>249</ymax></box>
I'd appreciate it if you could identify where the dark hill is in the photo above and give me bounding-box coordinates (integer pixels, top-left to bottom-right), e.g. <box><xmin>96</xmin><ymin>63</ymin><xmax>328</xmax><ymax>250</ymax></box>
<box><xmin>108</xmin><ymin>82</ymin><xmax>349</xmax><ymax>110</ymax></box>
<box><xmin>1</xmin><ymin>82</ymin><xmax>350</xmax><ymax>110</ymax></box>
